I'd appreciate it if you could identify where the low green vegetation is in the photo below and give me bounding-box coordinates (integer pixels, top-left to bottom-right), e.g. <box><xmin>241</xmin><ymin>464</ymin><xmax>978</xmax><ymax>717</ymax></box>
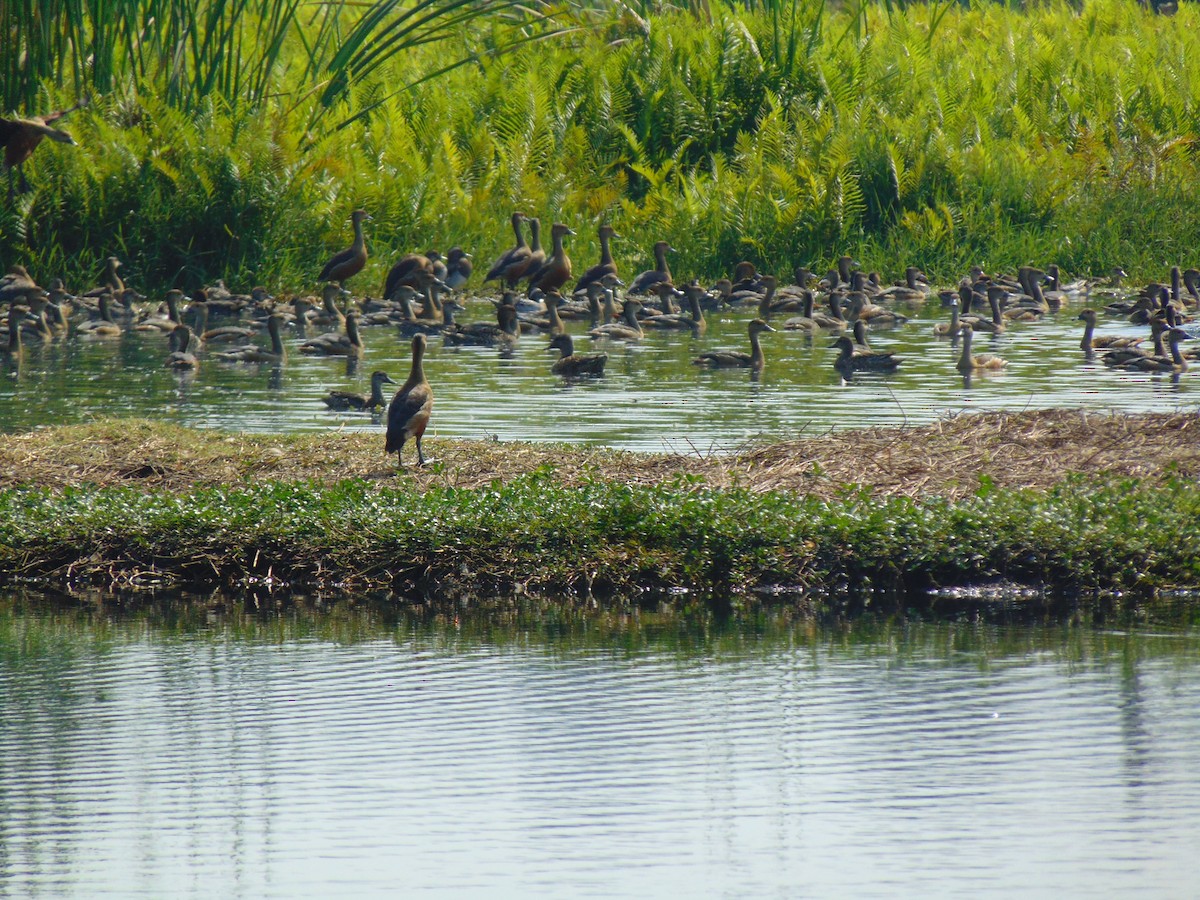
<box><xmin>3</xmin><ymin>0</ymin><xmax>1200</xmax><ymax>292</ymax></box>
<box><xmin>1</xmin><ymin>468</ymin><xmax>1198</xmax><ymax>603</ymax></box>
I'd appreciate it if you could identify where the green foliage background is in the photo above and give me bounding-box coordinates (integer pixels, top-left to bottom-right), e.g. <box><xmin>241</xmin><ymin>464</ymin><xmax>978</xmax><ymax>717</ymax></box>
<box><xmin>2</xmin><ymin>0</ymin><xmax>1199</xmax><ymax>293</ymax></box>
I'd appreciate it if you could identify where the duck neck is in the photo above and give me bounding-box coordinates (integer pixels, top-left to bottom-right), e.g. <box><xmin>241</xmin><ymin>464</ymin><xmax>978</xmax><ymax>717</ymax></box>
<box><xmin>545</xmin><ymin>296</ymin><xmax>562</xmax><ymax>331</ymax></box>
<box><xmin>352</xmin><ymin>215</ymin><xmax>366</xmax><ymax>255</ymax></box>
<box><xmin>1171</xmin><ymin>266</ymin><xmax>1182</xmax><ymax>303</ymax></box>
<box><xmin>603</xmin><ymin>288</ymin><xmax>617</xmax><ymax>322</ymax></box>
<box><xmin>1168</xmin><ymin>332</ymin><xmax>1186</xmax><ymax>368</ymax></box>
<box><xmin>802</xmin><ymin>290</ymin><xmax>814</xmax><ymax>319</ymax></box>
<box><xmin>990</xmin><ymin>296</ymin><xmax>1003</xmax><ymax>326</ymax></box>
<box><xmin>907</xmin><ymin>267</ymin><xmax>920</xmax><ymax>290</ymax></box>
<box><xmin>370</xmin><ymin>376</ymin><xmax>388</xmax><ymax>406</ymax></box>
<box><xmin>557</xmin><ymin>334</ymin><xmax>575</xmax><ymax>358</ymax></box>
<box><xmin>655</xmin><ymin>245</ymin><xmax>671</xmax><ymax>281</ymax></box>
<box><xmin>689</xmin><ymin>296</ymin><xmax>704</xmax><ymax>325</ymax></box>
<box><xmin>419</xmin><ymin>286</ymin><xmax>437</xmax><ymax>320</ymax></box>
<box><xmin>757</xmin><ymin>285</ymin><xmax>775</xmax><ymax>320</ymax></box>
<box><xmin>1080</xmin><ymin>315</ymin><xmax>1095</xmax><ymax>352</ymax></box>
<box><xmin>958</xmin><ymin>329</ymin><xmax>974</xmax><ymax>366</ymax></box>
<box><xmin>408</xmin><ymin>339</ymin><xmax>427</xmax><ymax>386</ymax></box>
<box><xmin>750</xmin><ymin>329</ymin><xmax>765</xmax><ymax>367</ymax></box>
<box><xmin>267</xmin><ymin>317</ymin><xmax>285</xmax><ymax>355</ymax></box>
<box><xmin>622</xmin><ymin>303</ymin><xmax>640</xmax><ymax>330</ymax></box>
<box><xmin>98</xmin><ymin>293</ymin><xmax>116</xmax><ymax>324</ymax></box>
<box><xmin>512</xmin><ymin>214</ymin><xmax>527</xmax><ymax>249</ymax></box>
<box><xmin>346</xmin><ymin>315</ymin><xmax>362</xmax><ymax>347</ymax></box>
<box><xmin>1152</xmin><ymin>324</ymin><xmax>1166</xmax><ymax>357</ymax></box>
<box><xmin>167</xmin><ymin>293</ymin><xmax>182</xmax><ymax>324</ymax></box>
<box><xmin>7</xmin><ymin>315</ymin><xmax>21</xmax><ymax>352</ymax></box>
<box><xmin>529</xmin><ymin>219</ymin><xmax>543</xmax><ymax>254</ymax></box>
<box><xmin>549</xmin><ymin>228</ymin><xmax>564</xmax><ymax>261</ymax></box>
<box><xmin>443</xmin><ymin>303</ymin><xmax>456</xmax><ymax>328</ymax></box>
<box><xmin>599</xmin><ymin>231</ymin><xmax>613</xmax><ymax>266</ymax></box>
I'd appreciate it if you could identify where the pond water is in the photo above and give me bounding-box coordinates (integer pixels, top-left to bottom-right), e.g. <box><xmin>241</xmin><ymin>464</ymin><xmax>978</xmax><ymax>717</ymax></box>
<box><xmin>2</xmin><ymin>593</ymin><xmax>1198</xmax><ymax>897</ymax></box>
<box><xmin>0</xmin><ymin>293</ymin><xmax>1193</xmax><ymax>451</ymax></box>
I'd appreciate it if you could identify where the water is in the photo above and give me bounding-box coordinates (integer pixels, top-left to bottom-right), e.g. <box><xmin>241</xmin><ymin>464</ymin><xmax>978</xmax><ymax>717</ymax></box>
<box><xmin>2</xmin><ymin>594</ymin><xmax>1198</xmax><ymax>897</ymax></box>
<box><xmin>0</xmin><ymin>296</ymin><xmax>1192</xmax><ymax>451</ymax></box>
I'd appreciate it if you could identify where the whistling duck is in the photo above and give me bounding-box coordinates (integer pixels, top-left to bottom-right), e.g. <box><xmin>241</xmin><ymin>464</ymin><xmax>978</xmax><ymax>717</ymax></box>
<box><xmin>76</xmin><ymin>291</ymin><xmax>123</xmax><ymax>338</ymax></box>
<box><xmin>782</xmin><ymin>289</ymin><xmax>818</xmax><ymax>331</ymax></box>
<box><xmin>200</xmin><ymin>289</ymin><xmax>259</xmax><ymax>344</ymax></box>
<box><xmin>0</xmin><ymin>265</ymin><xmax>41</xmax><ymax>304</ymax></box>
<box><xmin>589</xmin><ymin>298</ymin><xmax>644</xmax><ymax>341</ymax></box>
<box><xmin>215</xmin><ymin>313</ymin><xmax>286</xmax><ymax>363</ymax></box>
<box><xmin>443</xmin><ymin>303</ymin><xmax>520</xmax><ymax>348</ymax></box>
<box><xmin>933</xmin><ymin>297</ymin><xmax>962</xmax><ymax>337</ymax></box>
<box><xmin>956</xmin><ymin>323</ymin><xmax>1007</xmax><ymax>373</ymax></box>
<box><xmin>574</xmin><ymin>224</ymin><xmax>620</xmax><ymax>293</ymax></box>
<box><xmin>831</xmin><ymin>334</ymin><xmax>901</xmax><ymax>377</ymax></box>
<box><xmin>1114</xmin><ymin>327</ymin><xmax>1187</xmax><ymax>373</ymax></box>
<box><xmin>443</xmin><ymin>247</ymin><xmax>473</xmax><ymax>291</ymax></box>
<box><xmin>526</xmin><ymin>222</ymin><xmax>573</xmax><ymax>294</ymax></box>
<box><xmin>960</xmin><ymin>285</ymin><xmax>1005</xmax><ymax>334</ymax></box>
<box><xmin>834</xmin><ymin>254</ymin><xmax>858</xmax><ymax>289</ymax></box>
<box><xmin>299</xmin><ymin>311</ymin><xmax>365</xmax><ymax>357</ymax></box>
<box><xmin>323</xmin><ymin>370</ymin><xmax>397</xmax><ymax>411</ymax></box>
<box><xmin>1077</xmin><ymin>308</ymin><xmax>1143</xmax><ymax>354</ymax></box>
<box><xmin>520</xmin><ymin>290</ymin><xmax>566</xmax><ymax>335</ymax></box>
<box><xmin>399</xmin><ymin>299</ymin><xmax>465</xmax><ymax>338</ymax></box>
<box><xmin>875</xmin><ymin>266</ymin><xmax>929</xmax><ymax>308</ymax></box>
<box><xmin>134</xmin><ymin>289</ymin><xmax>185</xmax><ymax>333</ymax></box>
<box><xmin>628</xmin><ymin>240</ymin><xmax>675</xmax><ymax>294</ymax></box>
<box><xmin>641</xmin><ymin>283</ymin><xmax>705</xmax><ymax>334</ymax></box>
<box><xmin>484</xmin><ymin>212</ymin><xmax>532</xmax><ymax>287</ymax></box>
<box><xmin>318</xmin><ymin>209</ymin><xmax>370</xmax><ymax>285</ymax></box>
<box><xmin>385</xmin><ymin>333</ymin><xmax>433</xmax><ymax>467</ymax></box>
<box><xmin>0</xmin><ymin>98</ymin><xmax>86</xmax><ymax>198</ymax></box>
<box><xmin>2</xmin><ymin>307</ymin><xmax>23</xmax><ymax>357</ymax></box>
<box><xmin>693</xmin><ymin>318</ymin><xmax>775</xmax><ymax>370</ymax></box>
<box><xmin>309</xmin><ymin>283</ymin><xmax>349</xmax><ymax>328</ymax></box>
<box><xmin>547</xmin><ymin>333</ymin><xmax>608</xmax><ymax>376</ymax></box>
<box><xmin>754</xmin><ymin>275</ymin><xmax>779</xmax><ymax>320</ymax></box>
<box><xmin>845</xmin><ymin>290</ymin><xmax>908</xmax><ymax>327</ymax></box>
<box><xmin>383</xmin><ymin>251</ymin><xmax>436</xmax><ymax>300</ymax></box>
<box><xmin>812</xmin><ymin>293</ymin><xmax>848</xmax><ymax>331</ymax></box>
<box><xmin>165</xmin><ymin>324</ymin><xmax>200</xmax><ymax>370</ymax></box>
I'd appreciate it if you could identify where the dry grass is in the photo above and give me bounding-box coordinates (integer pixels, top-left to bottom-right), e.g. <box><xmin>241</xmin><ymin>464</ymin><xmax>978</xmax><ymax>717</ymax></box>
<box><xmin>0</xmin><ymin>409</ymin><xmax>1196</xmax><ymax>500</ymax></box>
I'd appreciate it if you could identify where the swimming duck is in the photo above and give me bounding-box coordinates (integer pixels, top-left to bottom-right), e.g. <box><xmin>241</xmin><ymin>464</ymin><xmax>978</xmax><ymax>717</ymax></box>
<box><xmin>214</xmin><ymin>313</ymin><xmax>286</xmax><ymax>363</ymax></box>
<box><xmin>299</xmin><ymin>311</ymin><xmax>365</xmax><ymax>357</ymax></box>
<box><xmin>781</xmin><ymin>289</ymin><xmax>818</xmax><ymax>331</ymax></box>
<box><xmin>960</xmin><ymin>285</ymin><xmax>1005</xmax><ymax>334</ymax></box>
<box><xmin>547</xmin><ymin>333</ymin><xmax>608</xmax><ymax>376</ymax></box>
<box><xmin>589</xmin><ymin>298</ymin><xmax>644</xmax><ymax>341</ymax></box>
<box><xmin>628</xmin><ymin>240</ymin><xmax>675</xmax><ymax>295</ymax></box>
<box><xmin>956</xmin><ymin>323</ymin><xmax>1007</xmax><ymax>373</ymax></box>
<box><xmin>443</xmin><ymin>304</ymin><xmax>521</xmax><ymax>348</ymax></box>
<box><xmin>0</xmin><ymin>98</ymin><xmax>86</xmax><ymax>198</ymax></box>
<box><xmin>134</xmin><ymin>289</ymin><xmax>185</xmax><ymax>333</ymax></box>
<box><xmin>574</xmin><ymin>224</ymin><xmax>620</xmax><ymax>293</ymax></box>
<box><xmin>520</xmin><ymin>290</ymin><xmax>566</xmax><ymax>335</ymax></box>
<box><xmin>875</xmin><ymin>266</ymin><xmax>929</xmax><ymax>308</ymax></box>
<box><xmin>164</xmin><ymin>324</ymin><xmax>200</xmax><ymax>370</ymax></box>
<box><xmin>199</xmin><ymin>289</ymin><xmax>259</xmax><ymax>344</ymax></box>
<box><xmin>385</xmin><ymin>333</ymin><xmax>433</xmax><ymax>468</ymax></box>
<box><xmin>484</xmin><ymin>211</ymin><xmax>533</xmax><ymax>287</ymax></box>
<box><xmin>75</xmin><ymin>291</ymin><xmax>123</xmax><ymax>338</ymax></box>
<box><xmin>933</xmin><ymin>297</ymin><xmax>962</xmax><ymax>337</ymax></box>
<box><xmin>1114</xmin><ymin>327</ymin><xmax>1187</xmax><ymax>373</ymax></box>
<box><xmin>1077</xmin><ymin>308</ymin><xmax>1144</xmax><ymax>355</ymax></box>
<box><xmin>526</xmin><ymin>222</ymin><xmax>573</xmax><ymax>294</ymax></box>
<box><xmin>318</xmin><ymin>209</ymin><xmax>370</xmax><ymax>285</ymax></box>
<box><xmin>309</xmin><ymin>283</ymin><xmax>350</xmax><ymax>328</ymax></box>
<box><xmin>323</xmin><ymin>370</ymin><xmax>398</xmax><ymax>411</ymax></box>
<box><xmin>641</xmin><ymin>283</ymin><xmax>705</xmax><ymax>334</ymax></box>
<box><xmin>845</xmin><ymin>290</ymin><xmax>908</xmax><ymax>327</ymax></box>
<box><xmin>831</xmin><ymin>334</ymin><xmax>901</xmax><ymax>377</ymax></box>
<box><xmin>693</xmin><ymin>318</ymin><xmax>775</xmax><ymax>370</ymax></box>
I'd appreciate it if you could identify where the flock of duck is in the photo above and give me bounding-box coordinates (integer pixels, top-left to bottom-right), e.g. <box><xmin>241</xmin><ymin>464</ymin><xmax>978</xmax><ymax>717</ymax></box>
<box><xmin>2</xmin><ymin>207</ymin><xmax>1196</xmax><ymax>467</ymax></box>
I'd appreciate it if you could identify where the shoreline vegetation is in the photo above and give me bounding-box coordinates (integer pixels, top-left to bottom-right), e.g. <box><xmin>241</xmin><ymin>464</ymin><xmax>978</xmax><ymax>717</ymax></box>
<box><xmin>2</xmin><ymin>410</ymin><xmax>1199</xmax><ymax>609</ymax></box>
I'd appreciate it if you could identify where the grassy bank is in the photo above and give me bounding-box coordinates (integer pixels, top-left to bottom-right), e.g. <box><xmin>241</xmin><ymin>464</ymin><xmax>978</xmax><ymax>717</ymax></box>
<box><xmin>3</xmin><ymin>0</ymin><xmax>1200</xmax><ymax>291</ymax></box>
<box><xmin>1</xmin><ymin>411</ymin><xmax>1198</xmax><ymax>603</ymax></box>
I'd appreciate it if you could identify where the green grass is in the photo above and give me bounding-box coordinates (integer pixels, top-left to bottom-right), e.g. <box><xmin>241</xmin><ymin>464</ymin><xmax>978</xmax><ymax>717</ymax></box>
<box><xmin>1</xmin><ymin>470</ymin><xmax>1199</xmax><ymax>602</ymax></box>
<box><xmin>4</xmin><ymin>0</ymin><xmax>1200</xmax><ymax>292</ymax></box>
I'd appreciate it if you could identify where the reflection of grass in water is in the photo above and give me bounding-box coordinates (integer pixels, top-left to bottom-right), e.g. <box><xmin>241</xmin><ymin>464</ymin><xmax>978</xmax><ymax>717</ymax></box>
<box><xmin>4</xmin><ymin>2</ymin><xmax>1200</xmax><ymax>291</ymax></box>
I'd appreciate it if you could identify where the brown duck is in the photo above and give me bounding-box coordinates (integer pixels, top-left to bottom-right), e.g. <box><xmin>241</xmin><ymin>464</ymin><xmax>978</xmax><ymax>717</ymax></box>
<box><xmin>526</xmin><ymin>222</ymin><xmax>574</xmax><ymax>294</ymax></box>
<box><xmin>386</xmin><ymin>333</ymin><xmax>433</xmax><ymax>467</ymax></box>
<box><xmin>574</xmin><ymin>224</ymin><xmax>620</xmax><ymax>293</ymax></box>
<box><xmin>318</xmin><ymin>209</ymin><xmax>370</xmax><ymax>285</ymax></box>
<box><xmin>693</xmin><ymin>318</ymin><xmax>775</xmax><ymax>370</ymax></box>
<box><xmin>0</xmin><ymin>97</ymin><xmax>87</xmax><ymax>198</ymax></box>
<box><xmin>547</xmin><ymin>333</ymin><xmax>608</xmax><ymax>376</ymax></box>
<box><xmin>324</xmin><ymin>370</ymin><xmax>398</xmax><ymax>411</ymax></box>
<box><xmin>483</xmin><ymin>212</ymin><xmax>532</xmax><ymax>287</ymax></box>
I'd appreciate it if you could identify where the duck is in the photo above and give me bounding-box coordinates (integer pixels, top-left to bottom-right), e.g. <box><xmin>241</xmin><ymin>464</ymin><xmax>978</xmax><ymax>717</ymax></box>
<box><xmin>956</xmin><ymin>323</ymin><xmax>1007</xmax><ymax>373</ymax></box>
<box><xmin>1114</xmin><ymin>326</ymin><xmax>1187</xmax><ymax>373</ymax></box>
<box><xmin>299</xmin><ymin>311</ymin><xmax>365</xmax><ymax>357</ymax></box>
<box><xmin>933</xmin><ymin>297</ymin><xmax>962</xmax><ymax>337</ymax></box>
<box><xmin>164</xmin><ymin>324</ymin><xmax>200</xmax><ymax>370</ymax></box>
<box><xmin>573</xmin><ymin>224</ymin><xmax>620</xmax><ymax>294</ymax></box>
<box><xmin>519</xmin><ymin>290</ymin><xmax>566</xmax><ymax>335</ymax></box>
<box><xmin>134</xmin><ymin>289</ymin><xmax>185</xmax><ymax>333</ymax></box>
<box><xmin>1101</xmin><ymin>319</ymin><xmax>1167</xmax><ymax>367</ymax></box>
<box><xmin>960</xmin><ymin>285</ymin><xmax>1006</xmax><ymax>334</ymax></box>
<box><xmin>547</xmin><ymin>333</ymin><xmax>608</xmax><ymax>376</ymax></box>
<box><xmin>845</xmin><ymin>289</ymin><xmax>908</xmax><ymax>327</ymax></box>
<box><xmin>781</xmin><ymin>289</ymin><xmax>819</xmax><ymax>331</ymax></box>
<box><xmin>484</xmin><ymin>211</ymin><xmax>533</xmax><ymax>288</ymax></box>
<box><xmin>1</xmin><ymin>307</ymin><xmax>23</xmax><ymax>357</ymax></box>
<box><xmin>641</xmin><ymin>283</ymin><xmax>705</xmax><ymax>334</ymax></box>
<box><xmin>875</xmin><ymin>266</ymin><xmax>929</xmax><ymax>308</ymax></box>
<box><xmin>589</xmin><ymin>298</ymin><xmax>644</xmax><ymax>341</ymax></box>
<box><xmin>310</xmin><ymin>283</ymin><xmax>350</xmax><ymax>328</ymax></box>
<box><xmin>1077</xmin><ymin>308</ymin><xmax>1144</xmax><ymax>355</ymax></box>
<box><xmin>323</xmin><ymin>370</ymin><xmax>398</xmax><ymax>411</ymax></box>
<box><xmin>526</xmin><ymin>222</ymin><xmax>573</xmax><ymax>294</ymax></box>
<box><xmin>0</xmin><ymin>98</ymin><xmax>86</xmax><ymax>198</ymax></box>
<box><xmin>75</xmin><ymin>291</ymin><xmax>123</xmax><ymax>338</ymax></box>
<box><xmin>443</xmin><ymin>247</ymin><xmax>473</xmax><ymax>291</ymax></box>
<box><xmin>318</xmin><ymin>209</ymin><xmax>370</xmax><ymax>285</ymax></box>
<box><xmin>831</xmin><ymin>334</ymin><xmax>901</xmax><ymax>377</ymax></box>
<box><xmin>80</xmin><ymin>256</ymin><xmax>125</xmax><ymax>300</ymax></box>
<box><xmin>628</xmin><ymin>240</ymin><xmax>675</xmax><ymax>295</ymax></box>
<box><xmin>383</xmin><ymin>251</ymin><xmax>437</xmax><ymax>301</ymax></box>
<box><xmin>693</xmin><ymin>318</ymin><xmax>775</xmax><ymax>370</ymax></box>
<box><xmin>812</xmin><ymin>292</ymin><xmax>849</xmax><ymax>331</ymax></box>
<box><xmin>443</xmin><ymin>303</ymin><xmax>520</xmax><ymax>348</ymax></box>
<box><xmin>385</xmin><ymin>333</ymin><xmax>433</xmax><ymax>468</ymax></box>
<box><xmin>200</xmin><ymin>288</ymin><xmax>260</xmax><ymax>344</ymax></box>
<box><xmin>0</xmin><ymin>264</ymin><xmax>42</xmax><ymax>304</ymax></box>
<box><xmin>214</xmin><ymin>313</ymin><xmax>286</xmax><ymax>363</ymax></box>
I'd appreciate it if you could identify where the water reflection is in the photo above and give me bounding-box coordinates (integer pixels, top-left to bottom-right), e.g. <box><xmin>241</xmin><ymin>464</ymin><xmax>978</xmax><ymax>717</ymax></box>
<box><xmin>0</xmin><ymin>592</ymin><xmax>1197</xmax><ymax>897</ymax></box>
<box><xmin>0</xmin><ymin>300</ymin><xmax>1194</xmax><ymax>451</ymax></box>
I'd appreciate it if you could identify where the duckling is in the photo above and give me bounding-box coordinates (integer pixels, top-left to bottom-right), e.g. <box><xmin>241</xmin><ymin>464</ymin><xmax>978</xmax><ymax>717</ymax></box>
<box><xmin>589</xmin><ymin>298</ymin><xmax>644</xmax><ymax>341</ymax></box>
<box><xmin>831</xmin><ymin>334</ymin><xmax>902</xmax><ymax>377</ymax></box>
<box><xmin>484</xmin><ymin>211</ymin><xmax>533</xmax><ymax>288</ymax></box>
<box><xmin>956</xmin><ymin>323</ymin><xmax>1007</xmax><ymax>373</ymax></box>
<box><xmin>526</xmin><ymin>222</ymin><xmax>573</xmax><ymax>294</ymax></box>
<box><xmin>443</xmin><ymin>304</ymin><xmax>520</xmax><ymax>348</ymax></box>
<box><xmin>443</xmin><ymin>247</ymin><xmax>473</xmax><ymax>291</ymax></box>
<box><xmin>215</xmin><ymin>314</ymin><xmax>286</xmax><ymax>364</ymax></box>
<box><xmin>299</xmin><ymin>311</ymin><xmax>365</xmax><ymax>357</ymax></box>
<box><xmin>318</xmin><ymin>209</ymin><xmax>370</xmax><ymax>285</ymax></box>
<box><xmin>385</xmin><ymin>333</ymin><xmax>433</xmax><ymax>468</ymax></box>
<box><xmin>323</xmin><ymin>370</ymin><xmax>398</xmax><ymax>411</ymax></box>
<box><xmin>1077</xmin><ymin>308</ymin><xmax>1144</xmax><ymax>355</ymax></box>
<box><xmin>628</xmin><ymin>240</ymin><xmax>675</xmax><ymax>294</ymax></box>
<box><xmin>164</xmin><ymin>324</ymin><xmax>200</xmax><ymax>370</ymax></box>
<box><xmin>547</xmin><ymin>333</ymin><xmax>607</xmax><ymax>376</ymax></box>
<box><xmin>574</xmin><ymin>224</ymin><xmax>620</xmax><ymax>294</ymax></box>
<box><xmin>693</xmin><ymin>318</ymin><xmax>775</xmax><ymax>370</ymax></box>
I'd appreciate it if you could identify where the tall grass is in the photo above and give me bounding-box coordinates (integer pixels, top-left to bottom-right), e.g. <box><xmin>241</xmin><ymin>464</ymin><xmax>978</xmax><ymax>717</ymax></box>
<box><xmin>4</xmin><ymin>0</ymin><xmax>1200</xmax><ymax>291</ymax></box>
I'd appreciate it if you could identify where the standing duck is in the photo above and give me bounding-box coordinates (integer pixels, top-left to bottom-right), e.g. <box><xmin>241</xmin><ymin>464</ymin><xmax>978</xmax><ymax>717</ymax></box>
<box><xmin>323</xmin><ymin>370</ymin><xmax>398</xmax><ymax>411</ymax></box>
<box><xmin>573</xmin><ymin>224</ymin><xmax>620</xmax><ymax>294</ymax></box>
<box><xmin>484</xmin><ymin>212</ymin><xmax>532</xmax><ymax>287</ymax></box>
<box><xmin>526</xmin><ymin>222</ymin><xmax>574</xmax><ymax>294</ymax></box>
<box><xmin>386</xmin><ymin>333</ymin><xmax>433</xmax><ymax>468</ymax></box>
<box><xmin>628</xmin><ymin>241</ymin><xmax>675</xmax><ymax>295</ymax></box>
<box><xmin>693</xmin><ymin>318</ymin><xmax>775</xmax><ymax>371</ymax></box>
<box><xmin>547</xmin><ymin>333</ymin><xmax>608</xmax><ymax>376</ymax></box>
<box><xmin>383</xmin><ymin>251</ymin><xmax>437</xmax><ymax>301</ymax></box>
<box><xmin>318</xmin><ymin>209</ymin><xmax>370</xmax><ymax>286</ymax></box>
<box><xmin>443</xmin><ymin>247</ymin><xmax>473</xmax><ymax>291</ymax></box>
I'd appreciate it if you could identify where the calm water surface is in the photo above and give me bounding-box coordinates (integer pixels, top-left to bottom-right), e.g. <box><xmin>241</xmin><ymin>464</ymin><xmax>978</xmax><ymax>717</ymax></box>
<box><xmin>0</xmin><ymin>294</ymin><xmax>1193</xmax><ymax>451</ymax></box>
<box><xmin>1</xmin><ymin>594</ymin><xmax>1198</xmax><ymax>897</ymax></box>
